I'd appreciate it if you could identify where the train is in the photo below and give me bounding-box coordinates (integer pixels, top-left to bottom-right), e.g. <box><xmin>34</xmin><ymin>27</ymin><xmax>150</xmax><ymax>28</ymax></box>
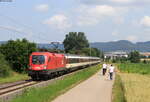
<box><xmin>28</xmin><ymin>52</ymin><xmax>101</xmax><ymax>80</ymax></box>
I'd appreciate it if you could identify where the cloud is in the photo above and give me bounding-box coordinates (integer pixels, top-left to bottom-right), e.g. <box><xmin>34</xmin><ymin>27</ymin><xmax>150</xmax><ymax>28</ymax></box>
<box><xmin>77</xmin><ymin>5</ymin><xmax>118</xmax><ymax>26</ymax></box>
<box><xmin>43</xmin><ymin>14</ymin><xmax>72</xmax><ymax>31</ymax></box>
<box><xmin>35</xmin><ymin>4</ymin><xmax>49</xmax><ymax>12</ymax></box>
<box><xmin>0</xmin><ymin>25</ymin><xmax>35</xmax><ymax>39</ymax></box>
<box><xmin>114</xmin><ymin>17</ymin><xmax>124</xmax><ymax>24</ymax></box>
<box><xmin>140</xmin><ymin>16</ymin><xmax>150</xmax><ymax>27</ymax></box>
<box><xmin>80</xmin><ymin>0</ymin><xmax>150</xmax><ymax>6</ymax></box>
<box><xmin>0</xmin><ymin>26</ymin><xmax>27</xmax><ymax>34</ymax></box>
<box><xmin>112</xmin><ymin>31</ymin><xmax>119</xmax><ymax>36</ymax></box>
<box><xmin>110</xmin><ymin>0</ymin><xmax>135</xmax><ymax>4</ymax></box>
<box><xmin>126</xmin><ymin>35</ymin><xmax>138</xmax><ymax>42</ymax></box>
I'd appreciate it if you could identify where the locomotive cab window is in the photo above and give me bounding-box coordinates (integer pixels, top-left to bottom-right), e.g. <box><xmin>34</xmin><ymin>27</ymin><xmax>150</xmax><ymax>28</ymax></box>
<box><xmin>32</xmin><ymin>55</ymin><xmax>45</xmax><ymax>65</ymax></box>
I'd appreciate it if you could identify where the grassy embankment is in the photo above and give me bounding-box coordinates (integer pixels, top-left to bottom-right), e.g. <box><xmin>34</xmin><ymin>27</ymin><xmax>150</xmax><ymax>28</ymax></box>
<box><xmin>112</xmin><ymin>63</ymin><xmax>150</xmax><ymax>102</ymax></box>
<box><xmin>112</xmin><ymin>74</ymin><xmax>126</xmax><ymax>102</ymax></box>
<box><xmin>0</xmin><ymin>53</ymin><xmax>29</xmax><ymax>84</ymax></box>
<box><xmin>11</xmin><ymin>64</ymin><xmax>101</xmax><ymax>102</ymax></box>
<box><xmin>0</xmin><ymin>72</ymin><xmax>29</xmax><ymax>84</ymax></box>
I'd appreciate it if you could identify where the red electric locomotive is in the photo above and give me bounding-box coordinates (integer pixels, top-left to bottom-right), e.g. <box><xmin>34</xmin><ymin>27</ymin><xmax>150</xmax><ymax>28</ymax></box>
<box><xmin>28</xmin><ymin>52</ymin><xmax>101</xmax><ymax>80</ymax></box>
<box><xmin>28</xmin><ymin>52</ymin><xmax>66</xmax><ymax>80</ymax></box>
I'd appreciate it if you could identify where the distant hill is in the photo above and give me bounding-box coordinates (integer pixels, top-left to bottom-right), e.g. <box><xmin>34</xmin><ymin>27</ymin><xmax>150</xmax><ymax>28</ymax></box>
<box><xmin>0</xmin><ymin>41</ymin><xmax>7</xmax><ymax>44</ymax></box>
<box><xmin>1</xmin><ymin>40</ymin><xmax>150</xmax><ymax>52</ymax></box>
<box><xmin>38</xmin><ymin>40</ymin><xmax>150</xmax><ymax>52</ymax></box>
<box><xmin>90</xmin><ymin>40</ymin><xmax>150</xmax><ymax>52</ymax></box>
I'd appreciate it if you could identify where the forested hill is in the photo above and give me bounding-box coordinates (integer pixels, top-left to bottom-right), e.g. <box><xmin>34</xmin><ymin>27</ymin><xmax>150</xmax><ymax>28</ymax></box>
<box><xmin>37</xmin><ymin>40</ymin><xmax>150</xmax><ymax>52</ymax></box>
<box><xmin>1</xmin><ymin>40</ymin><xmax>150</xmax><ymax>52</ymax></box>
<box><xmin>90</xmin><ymin>40</ymin><xmax>150</xmax><ymax>52</ymax></box>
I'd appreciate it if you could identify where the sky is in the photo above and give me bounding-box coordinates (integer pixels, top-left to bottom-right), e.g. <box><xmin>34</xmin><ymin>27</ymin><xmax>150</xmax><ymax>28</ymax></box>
<box><xmin>0</xmin><ymin>0</ymin><xmax>150</xmax><ymax>43</ymax></box>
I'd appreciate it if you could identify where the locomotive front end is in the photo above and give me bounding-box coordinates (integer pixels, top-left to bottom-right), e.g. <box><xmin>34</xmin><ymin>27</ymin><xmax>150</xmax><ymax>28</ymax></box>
<box><xmin>30</xmin><ymin>55</ymin><xmax>47</xmax><ymax>70</ymax></box>
<box><xmin>28</xmin><ymin>52</ymin><xmax>49</xmax><ymax>80</ymax></box>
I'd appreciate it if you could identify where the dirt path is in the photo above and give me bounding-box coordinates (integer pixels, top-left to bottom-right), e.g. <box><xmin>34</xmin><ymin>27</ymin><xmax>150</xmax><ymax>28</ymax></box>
<box><xmin>52</xmin><ymin>70</ymin><xmax>115</xmax><ymax>102</ymax></box>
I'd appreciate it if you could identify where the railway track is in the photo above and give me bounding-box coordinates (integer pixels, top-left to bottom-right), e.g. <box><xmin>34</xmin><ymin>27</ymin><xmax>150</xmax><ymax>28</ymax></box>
<box><xmin>0</xmin><ymin>81</ymin><xmax>38</xmax><ymax>96</ymax></box>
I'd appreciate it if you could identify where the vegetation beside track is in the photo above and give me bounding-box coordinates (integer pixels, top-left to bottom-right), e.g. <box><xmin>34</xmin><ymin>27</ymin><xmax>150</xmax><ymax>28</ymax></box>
<box><xmin>0</xmin><ymin>72</ymin><xmax>29</xmax><ymax>84</ymax></box>
<box><xmin>113</xmin><ymin>63</ymin><xmax>150</xmax><ymax>102</ymax></box>
<box><xmin>0</xmin><ymin>53</ymin><xmax>12</xmax><ymax>77</ymax></box>
<box><xmin>11</xmin><ymin>64</ymin><xmax>101</xmax><ymax>102</ymax></box>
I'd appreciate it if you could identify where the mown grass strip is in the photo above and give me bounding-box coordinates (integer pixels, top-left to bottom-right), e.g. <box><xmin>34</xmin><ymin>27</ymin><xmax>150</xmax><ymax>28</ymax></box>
<box><xmin>11</xmin><ymin>64</ymin><xmax>101</xmax><ymax>102</ymax></box>
<box><xmin>0</xmin><ymin>72</ymin><xmax>29</xmax><ymax>84</ymax></box>
<box><xmin>112</xmin><ymin>74</ymin><xmax>126</xmax><ymax>102</ymax></box>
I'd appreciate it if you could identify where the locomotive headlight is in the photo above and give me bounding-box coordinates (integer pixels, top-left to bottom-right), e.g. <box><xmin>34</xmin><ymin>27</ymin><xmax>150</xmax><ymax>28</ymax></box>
<box><xmin>43</xmin><ymin>65</ymin><xmax>47</xmax><ymax>69</ymax></box>
<box><xmin>29</xmin><ymin>66</ymin><xmax>32</xmax><ymax>69</ymax></box>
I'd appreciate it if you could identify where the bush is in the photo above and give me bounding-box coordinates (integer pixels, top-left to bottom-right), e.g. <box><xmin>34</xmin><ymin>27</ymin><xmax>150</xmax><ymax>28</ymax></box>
<box><xmin>0</xmin><ymin>38</ymin><xmax>38</xmax><ymax>73</ymax></box>
<box><xmin>129</xmin><ymin>51</ymin><xmax>140</xmax><ymax>63</ymax></box>
<box><xmin>0</xmin><ymin>53</ymin><xmax>12</xmax><ymax>77</ymax></box>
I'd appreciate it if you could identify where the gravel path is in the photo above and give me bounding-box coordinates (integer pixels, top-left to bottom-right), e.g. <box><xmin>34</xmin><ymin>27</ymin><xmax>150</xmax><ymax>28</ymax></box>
<box><xmin>52</xmin><ymin>70</ymin><xmax>115</xmax><ymax>102</ymax></box>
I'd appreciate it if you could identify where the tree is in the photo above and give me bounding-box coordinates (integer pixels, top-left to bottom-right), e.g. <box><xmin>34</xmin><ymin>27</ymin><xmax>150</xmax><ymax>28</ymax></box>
<box><xmin>0</xmin><ymin>53</ymin><xmax>12</xmax><ymax>77</ymax></box>
<box><xmin>81</xmin><ymin>48</ymin><xmax>102</xmax><ymax>57</ymax></box>
<box><xmin>129</xmin><ymin>51</ymin><xmax>140</xmax><ymax>63</ymax></box>
<box><xmin>63</xmin><ymin>32</ymin><xmax>89</xmax><ymax>53</ymax></box>
<box><xmin>0</xmin><ymin>38</ymin><xmax>38</xmax><ymax>73</ymax></box>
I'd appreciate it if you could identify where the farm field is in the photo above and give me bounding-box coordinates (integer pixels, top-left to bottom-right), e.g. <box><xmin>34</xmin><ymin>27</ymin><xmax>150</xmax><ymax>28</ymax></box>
<box><xmin>120</xmin><ymin>73</ymin><xmax>150</xmax><ymax>102</ymax></box>
<box><xmin>117</xmin><ymin>63</ymin><xmax>150</xmax><ymax>74</ymax></box>
<box><xmin>113</xmin><ymin>63</ymin><xmax>150</xmax><ymax>102</ymax></box>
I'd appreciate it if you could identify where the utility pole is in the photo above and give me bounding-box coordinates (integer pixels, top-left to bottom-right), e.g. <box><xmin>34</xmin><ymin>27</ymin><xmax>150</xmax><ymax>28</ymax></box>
<box><xmin>51</xmin><ymin>42</ymin><xmax>60</xmax><ymax>53</ymax></box>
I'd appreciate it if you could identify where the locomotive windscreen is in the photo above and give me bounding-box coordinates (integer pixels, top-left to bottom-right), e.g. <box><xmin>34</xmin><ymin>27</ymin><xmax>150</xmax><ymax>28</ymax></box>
<box><xmin>32</xmin><ymin>55</ymin><xmax>45</xmax><ymax>65</ymax></box>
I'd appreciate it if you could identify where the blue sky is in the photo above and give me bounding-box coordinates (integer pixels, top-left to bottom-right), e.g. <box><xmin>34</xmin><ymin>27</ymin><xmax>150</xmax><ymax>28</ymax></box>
<box><xmin>0</xmin><ymin>0</ymin><xmax>150</xmax><ymax>43</ymax></box>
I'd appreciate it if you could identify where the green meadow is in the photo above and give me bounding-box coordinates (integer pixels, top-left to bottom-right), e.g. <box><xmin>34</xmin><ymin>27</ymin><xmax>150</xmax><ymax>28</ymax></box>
<box><xmin>117</xmin><ymin>63</ymin><xmax>150</xmax><ymax>74</ymax></box>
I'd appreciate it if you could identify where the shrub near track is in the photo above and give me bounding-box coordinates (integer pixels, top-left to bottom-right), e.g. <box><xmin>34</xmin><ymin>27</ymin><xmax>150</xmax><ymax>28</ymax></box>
<box><xmin>0</xmin><ymin>73</ymin><xmax>29</xmax><ymax>84</ymax></box>
<box><xmin>12</xmin><ymin>64</ymin><xmax>101</xmax><ymax>102</ymax></box>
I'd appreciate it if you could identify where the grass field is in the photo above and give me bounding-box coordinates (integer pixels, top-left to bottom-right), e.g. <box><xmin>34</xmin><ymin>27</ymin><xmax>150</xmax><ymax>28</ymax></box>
<box><xmin>120</xmin><ymin>73</ymin><xmax>150</xmax><ymax>102</ymax></box>
<box><xmin>113</xmin><ymin>63</ymin><xmax>150</xmax><ymax>102</ymax></box>
<box><xmin>0</xmin><ymin>72</ymin><xmax>29</xmax><ymax>84</ymax></box>
<box><xmin>117</xmin><ymin>63</ymin><xmax>150</xmax><ymax>74</ymax></box>
<box><xmin>11</xmin><ymin>65</ymin><xmax>101</xmax><ymax>102</ymax></box>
